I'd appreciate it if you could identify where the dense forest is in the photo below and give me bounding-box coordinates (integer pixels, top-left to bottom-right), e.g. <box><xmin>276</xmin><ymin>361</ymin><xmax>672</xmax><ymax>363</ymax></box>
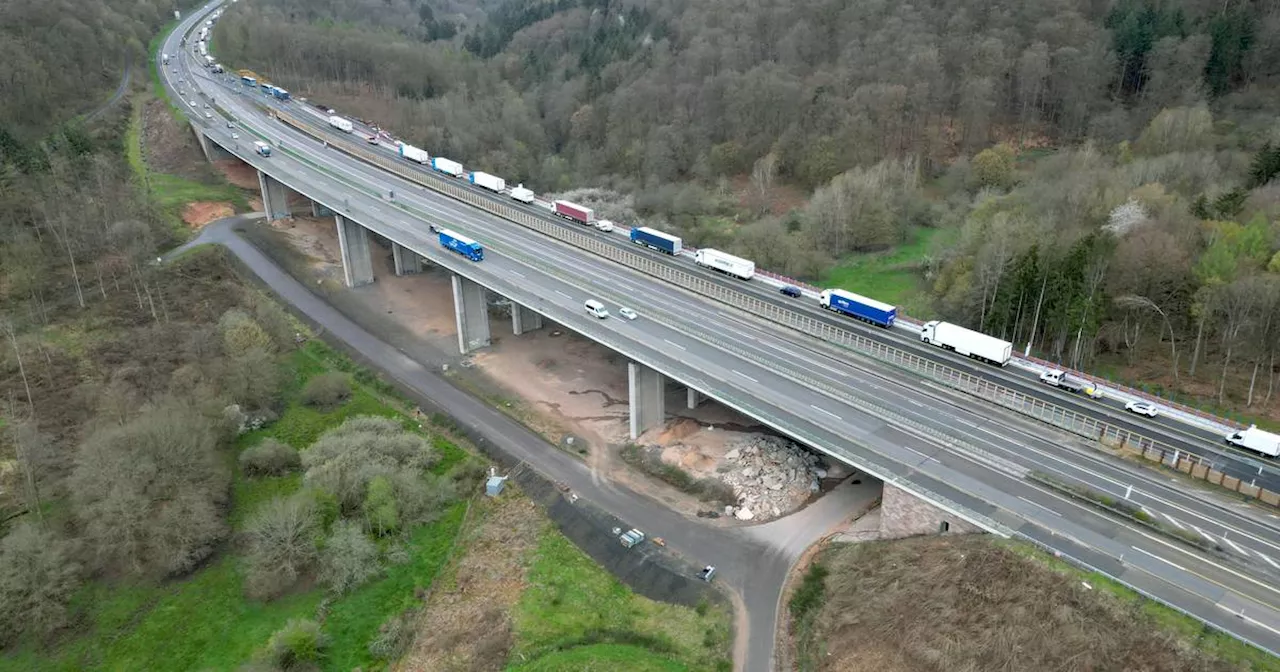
<box><xmin>214</xmin><ymin>0</ymin><xmax>1280</xmax><ymax>415</ymax></box>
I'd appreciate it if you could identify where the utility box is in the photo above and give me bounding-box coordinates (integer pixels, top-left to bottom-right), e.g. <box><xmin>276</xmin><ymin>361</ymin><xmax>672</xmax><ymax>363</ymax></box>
<box><xmin>485</xmin><ymin>475</ymin><xmax>506</xmax><ymax>497</ymax></box>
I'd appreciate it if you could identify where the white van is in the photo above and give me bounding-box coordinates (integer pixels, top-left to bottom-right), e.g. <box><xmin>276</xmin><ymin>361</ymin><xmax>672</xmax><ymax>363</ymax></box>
<box><xmin>584</xmin><ymin>299</ymin><xmax>609</xmax><ymax>319</ymax></box>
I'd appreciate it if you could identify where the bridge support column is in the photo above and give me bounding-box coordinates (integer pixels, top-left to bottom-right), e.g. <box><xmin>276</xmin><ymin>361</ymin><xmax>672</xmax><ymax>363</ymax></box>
<box><xmin>452</xmin><ymin>274</ymin><xmax>491</xmax><ymax>354</ymax></box>
<box><xmin>311</xmin><ymin>200</ymin><xmax>334</xmax><ymax>218</ymax></box>
<box><xmin>392</xmin><ymin>242</ymin><xmax>423</xmax><ymax>276</ymax></box>
<box><xmin>687</xmin><ymin>388</ymin><xmax>703</xmax><ymax>409</ymax></box>
<box><xmin>192</xmin><ymin>126</ymin><xmax>234</xmax><ymax>162</ymax></box>
<box><xmin>511</xmin><ymin>303</ymin><xmax>543</xmax><ymax>335</ymax></box>
<box><xmin>258</xmin><ymin>170</ymin><xmax>291</xmax><ymax>221</ymax></box>
<box><xmin>335</xmin><ymin>215</ymin><xmax>374</xmax><ymax>287</ymax></box>
<box><xmin>629</xmin><ymin>362</ymin><xmax>666</xmax><ymax>440</ymax></box>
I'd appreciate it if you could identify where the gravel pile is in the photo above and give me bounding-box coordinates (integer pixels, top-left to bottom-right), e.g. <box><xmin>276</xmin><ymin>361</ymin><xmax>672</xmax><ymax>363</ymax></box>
<box><xmin>720</xmin><ymin>436</ymin><xmax>825</xmax><ymax>521</ymax></box>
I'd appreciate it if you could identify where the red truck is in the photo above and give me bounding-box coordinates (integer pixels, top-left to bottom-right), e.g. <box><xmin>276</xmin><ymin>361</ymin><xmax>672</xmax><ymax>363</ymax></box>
<box><xmin>553</xmin><ymin>200</ymin><xmax>593</xmax><ymax>225</ymax></box>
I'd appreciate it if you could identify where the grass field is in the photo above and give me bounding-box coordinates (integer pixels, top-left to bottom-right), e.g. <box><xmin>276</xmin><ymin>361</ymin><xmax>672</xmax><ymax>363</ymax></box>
<box><xmin>509</xmin><ymin>531</ymin><xmax>732</xmax><ymax>672</ymax></box>
<box><xmin>822</xmin><ymin>227</ymin><xmax>948</xmax><ymax>318</ymax></box>
<box><xmin>0</xmin><ymin>341</ymin><xmax>469</xmax><ymax>672</ymax></box>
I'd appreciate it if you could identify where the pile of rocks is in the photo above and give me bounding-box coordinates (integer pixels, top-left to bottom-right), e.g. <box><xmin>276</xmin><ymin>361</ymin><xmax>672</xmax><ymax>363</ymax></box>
<box><xmin>720</xmin><ymin>436</ymin><xmax>827</xmax><ymax>522</ymax></box>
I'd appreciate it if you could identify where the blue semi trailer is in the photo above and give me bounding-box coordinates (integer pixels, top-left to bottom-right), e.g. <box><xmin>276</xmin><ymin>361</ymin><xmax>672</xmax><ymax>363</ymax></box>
<box><xmin>629</xmin><ymin>227</ymin><xmax>683</xmax><ymax>255</ymax></box>
<box><xmin>819</xmin><ymin>289</ymin><xmax>896</xmax><ymax>328</ymax></box>
<box><xmin>438</xmin><ymin>228</ymin><xmax>483</xmax><ymax>262</ymax></box>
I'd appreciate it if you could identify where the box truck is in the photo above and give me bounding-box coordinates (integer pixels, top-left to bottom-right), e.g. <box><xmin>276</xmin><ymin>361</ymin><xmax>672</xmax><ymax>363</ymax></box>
<box><xmin>431</xmin><ymin>157</ymin><xmax>463</xmax><ymax>177</ymax></box>
<box><xmin>630</xmin><ymin>227</ymin><xmax>682</xmax><ymax>255</ymax></box>
<box><xmin>919</xmin><ymin>321</ymin><xmax>1012</xmax><ymax>366</ymax></box>
<box><xmin>553</xmin><ymin>200</ymin><xmax>593</xmax><ymax>224</ymax></box>
<box><xmin>694</xmin><ymin>248</ymin><xmax>755</xmax><ymax>280</ymax></box>
<box><xmin>253</xmin><ymin>141</ymin><xmax>271</xmax><ymax>157</ymax></box>
<box><xmin>510</xmin><ymin>184</ymin><xmax>535</xmax><ymax>204</ymax></box>
<box><xmin>819</xmin><ymin>289</ymin><xmax>896</xmax><ymax>328</ymax></box>
<box><xmin>438</xmin><ymin>228</ymin><xmax>483</xmax><ymax>262</ymax></box>
<box><xmin>470</xmin><ymin>171</ymin><xmax>505</xmax><ymax>193</ymax></box>
<box><xmin>328</xmin><ymin>116</ymin><xmax>353</xmax><ymax>133</ymax></box>
<box><xmin>398</xmin><ymin>143</ymin><xmax>430</xmax><ymax>164</ymax></box>
<box><xmin>1225</xmin><ymin>426</ymin><xmax>1280</xmax><ymax>457</ymax></box>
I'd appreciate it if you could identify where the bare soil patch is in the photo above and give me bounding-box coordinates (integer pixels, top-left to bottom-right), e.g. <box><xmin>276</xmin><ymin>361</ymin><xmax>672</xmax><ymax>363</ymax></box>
<box><xmin>800</xmin><ymin>536</ymin><xmax>1250</xmax><ymax>672</ymax></box>
<box><xmin>397</xmin><ymin>494</ymin><xmax>543</xmax><ymax>672</ymax></box>
<box><xmin>213</xmin><ymin>159</ymin><xmax>262</xmax><ymax>190</ymax></box>
<box><xmin>181</xmin><ymin>201</ymin><xmax>233</xmax><ymax>230</ymax></box>
<box><xmin>140</xmin><ymin>98</ymin><xmax>212</xmax><ymax>180</ymax></box>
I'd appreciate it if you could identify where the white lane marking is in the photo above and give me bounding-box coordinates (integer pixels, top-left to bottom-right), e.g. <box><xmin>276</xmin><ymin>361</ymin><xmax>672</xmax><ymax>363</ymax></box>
<box><xmin>1259</xmin><ymin>553</ymin><xmax>1280</xmax><ymax>569</ymax></box>
<box><xmin>733</xmin><ymin>370</ymin><xmax>758</xmax><ymax>383</ymax></box>
<box><xmin>554</xmin><ymin>290</ymin><xmax>571</xmax><ymax>299</ymax></box>
<box><xmin>1221</xmin><ymin>536</ymin><xmax>1248</xmax><ymax>555</ymax></box>
<box><xmin>1190</xmin><ymin>525</ymin><xmax>1218</xmax><ymax>544</ymax></box>
<box><xmin>1217</xmin><ymin>604</ymin><xmax>1280</xmax><ymax>638</ymax></box>
<box><xmin>1161</xmin><ymin>512</ymin><xmax>1187</xmax><ymax>530</ymax></box>
<box><xmin>1018</xmin><ymin>496</ymin><xmax>1062</xmax><ymax>516</ymax></box>
<box><xmin>509</xmin><ymin>270</ymin><xmax>526</xmax><ymax>279</ymax></box>
<box><xmin>663</xmin><ymin>339</ymin><xmax>687</xmax><ymax>351</ymax></box>
<box><xmin>810</xmin><ymin>405</ymin><xmax>842</xmax><ymax>420</ymax></box>
<box><xmin>1130</xmin><ymin>545</ymin><xmax>1188</xmax><ymax>572</ymax></box>
<box><xmin>1133</xmin><ymin>530</ymin><xmax>1280</xmax><ymax>600</ymax></box>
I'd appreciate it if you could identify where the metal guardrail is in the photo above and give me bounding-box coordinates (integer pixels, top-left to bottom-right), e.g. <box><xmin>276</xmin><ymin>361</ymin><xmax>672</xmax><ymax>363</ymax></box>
<box><xmin>265</xmin><ymin>109</ymin><xmax>1280</xmax><ymax>508</ymax></box>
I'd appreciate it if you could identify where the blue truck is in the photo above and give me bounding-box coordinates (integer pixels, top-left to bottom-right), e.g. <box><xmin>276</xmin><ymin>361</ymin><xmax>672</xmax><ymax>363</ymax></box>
<box><xmin>629</xmin><ymin>227</ymin><xmax>683</xmax><ymax>255</ymax></box>
<box><xmin>269</xmin><ymin>86</ymin><xmax>290</xmax><ymax>101</ymax></box>
<box><xmin>819</xmin><ymin>289</ymin><xmax>896</xmax><ymax>328</ymax></box>
<box><xmin>438</xmin><ymin>228</ymin><xmax>483</xmax><ymax>262</ymax></box>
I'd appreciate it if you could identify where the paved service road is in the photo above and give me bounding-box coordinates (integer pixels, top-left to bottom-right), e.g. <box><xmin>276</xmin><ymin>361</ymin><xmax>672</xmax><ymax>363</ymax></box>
<box><xmin>174</xmin><ymin>216</ymin><xmax>873</xmax><ymax>671</ymax></box>
<box><xmin>163</xmin><ymin>4</ymin><xmax>1280</xmax><ymax>660</ymax></box>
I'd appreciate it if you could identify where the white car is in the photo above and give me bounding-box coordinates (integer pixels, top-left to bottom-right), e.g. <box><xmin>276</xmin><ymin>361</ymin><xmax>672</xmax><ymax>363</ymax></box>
<box><xmin>595</xmin><ymin>219</ymin><xmax>614</xmax><ymax>233</ymax></box>
<box><xmin>618</xmin><ymin>307</ymin><xmax>638</xmax><ymax>320</ymax></box>
<box><xmin>189</xmin><ymin>100</ymin><xmax>197</xmax><ymax>107</ymax></box>
<box><xmin>1124</xmin><ymin>400</ymin><xmax>1160</xmax><ymax>418</ymax></box>
<box><xmin>231</xmin><ymin>132</ymin><xmax>240</xmax><ymax>139</ymax></box>
<box><xmin>204</xmin><ymin>112</ymin><xmax>212</xmax><ymax>119</ymax></box>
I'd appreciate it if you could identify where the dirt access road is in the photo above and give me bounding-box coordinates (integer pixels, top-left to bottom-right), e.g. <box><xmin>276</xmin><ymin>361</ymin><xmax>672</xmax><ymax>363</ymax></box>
<box><xmin>171</xmin><ymin>216</ymin><xmax>877</xmax><ymax>672</ymax></box>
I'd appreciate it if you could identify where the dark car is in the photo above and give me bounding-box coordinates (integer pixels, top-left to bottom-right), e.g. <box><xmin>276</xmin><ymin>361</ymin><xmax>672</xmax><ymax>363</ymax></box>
<box><xmin>780</xmin><ymin>285</ymin><xmax>802</xmax><ymax>298</ymax></box>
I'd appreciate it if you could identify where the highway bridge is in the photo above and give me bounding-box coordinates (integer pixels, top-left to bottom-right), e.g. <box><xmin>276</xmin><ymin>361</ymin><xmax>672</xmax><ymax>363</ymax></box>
<box><xmin>163</xmin><ymin>3</ymin><xmax>1280</xmax><ymax>665</ymax></box>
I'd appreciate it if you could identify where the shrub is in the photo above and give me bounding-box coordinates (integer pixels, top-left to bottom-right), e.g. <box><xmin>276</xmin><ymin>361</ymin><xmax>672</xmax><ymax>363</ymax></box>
<box><xmin>319</xmin><ymin>521</ymin><xmax>380</xmax><ymax>594</ymax></box>
<box><xmin>70</xmin><ymin>398</ymin><xmax>229</xmax><ymax>577</ymax></box>
<box><xmin>218</xmin><ymin>347</ymin><xmax>283</xmax><ymax>412</ymax></box>
<box><xmin>219</xmin><ymin>308</ymin><xmax>274</xmax><ymax>356</ymax></box>
<box><xmin>244</xmin><ymin>495</ymin><xmax>320</xmax><ymax>599</ymax></box>
<box><xmin>263</xmin><ymin>618</ymin><xmax>327</xmax><ymax>670</ymax></box>
<box><xmin>301</xmin><ymin>372</ymin><xmax>351</xmax><ymax>409</ymax></box>
<box><xmin>0</xmin><ymin>523</ymin><xmax>82</xmax><ymax>644</ymax></box>
<box><xmin>302</xmin><ymin>416</ymin><xmax>439</xmax><ymax>514</ymax></box>
<box><xmin>240</xmin><ymin>438</ymin><xmax>301</xmax><ymax>477</ymax></box>
<box><xmin>363</xmin><ymin>475</ymin><xmax>400</xmax><ymax>535</ymax></box>
<box><xmin>368</xmin><ymin>609</ymin><xmax>415</xmax><ymax>661</ymax></box>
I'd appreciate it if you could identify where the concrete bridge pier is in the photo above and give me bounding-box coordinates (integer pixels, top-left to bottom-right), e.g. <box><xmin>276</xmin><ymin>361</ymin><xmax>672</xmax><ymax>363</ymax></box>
<box><xmin>391</xmin><ymin>242</ymin><xmax>424</xmax><ymax>276</ymax></box>
<box><xmin>452</xmin><ymin>274</ymin><xmax>491</xmax><ymax>354</ymax></box>
<box><xmin>511</xmin><ymin>303</ymin><xmax>544</xmax><ymax>335</ymax></box>
<box><xmin>312</xmin><ymin>200</ymin><xmax>335</xmax><ymax>218</ymax></box>
<box><xmin>686</xmin><ymin>388</ymin><xmax>703</xmax><ymax>409</ymax></box>
<box><xmin>191</xmin><ymin>125</ymin><xmax>233</xmax><ymax>162</ymax></box>
<box><xmin>335</xmin><ymin>214</ymin><xmax>374</xmax><ymax>287</ymax></box>
<box><xmin>258</xmin><ymin>170</ymin><xmax>291</xmax><ymax>221</ymax></box>
<box><xmin>629</xmin><ymin>362</ymin><xmax>666</xmax><ymax>440</ymax></box>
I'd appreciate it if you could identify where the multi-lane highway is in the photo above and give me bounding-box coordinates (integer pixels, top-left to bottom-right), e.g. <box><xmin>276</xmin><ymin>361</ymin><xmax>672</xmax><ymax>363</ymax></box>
<box><xmin>271</xmin><ymin>96</ymin><xmax>1280</xmax><ymax>491</ymax></box>
<box><xmin>162</xmin><ymin>3</ymin><xmax>1280</xmax><ymax>663</ymax></box>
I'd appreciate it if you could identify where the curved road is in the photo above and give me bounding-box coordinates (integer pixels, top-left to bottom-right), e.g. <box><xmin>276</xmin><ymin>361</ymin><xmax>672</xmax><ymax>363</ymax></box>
<box><xmin>175</xmin><ymin>215</ymin><xmax>870</xmax><ymax>671</ymax></box>
<box><xmin>83</xmin><ymin>57</ymin><xmax>132</xmax><ymax>122</ymax></box>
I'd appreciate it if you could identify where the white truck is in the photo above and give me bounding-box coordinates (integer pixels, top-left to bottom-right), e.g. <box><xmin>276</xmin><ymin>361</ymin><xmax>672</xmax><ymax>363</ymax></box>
<box><xmin>1225</xmin><ymin>426</ymin><xmax>1280</xmax><ymax>457</ymax></box>
<box><xmin>510</xmin><ymin>183</ymin><xmax>535</xmax><ymax>204</ymax></box>
<box><xmin>919</xmin><ymin>320</ymin><xmax>1012</xmax><ymax>366</ymax></box>
<box><xmin>694</xmin><ymin>248</ymin><xmax>755</xmax><ymax>280</ymax></box>
<box><xmin>253</xmin><ymin>141</ymin><xmax>271</xmax><ymax>157</ymax></box>
<box><xmin>398</xmin><ymin>143</ymin><xmax>430</xmax><ymax>164</ymax></box>
<box><xmin>328</xmin><ymin>116</ymin><xmax>353</xmax><ymax>133</ymax></box>
<box><xmin>430</xmin><ymin>156</ymin><xmax>464</xmax><ymax>177</ymax></box>
<box><xmin>1038</xmin><ymin>369</ymin><xmax>1102</xmax><ymax>398</ymax></box>
<box><xmin>469</xmin><ymin>171</ymin><xmax>505</xmax><ymax>193</ymax></box>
